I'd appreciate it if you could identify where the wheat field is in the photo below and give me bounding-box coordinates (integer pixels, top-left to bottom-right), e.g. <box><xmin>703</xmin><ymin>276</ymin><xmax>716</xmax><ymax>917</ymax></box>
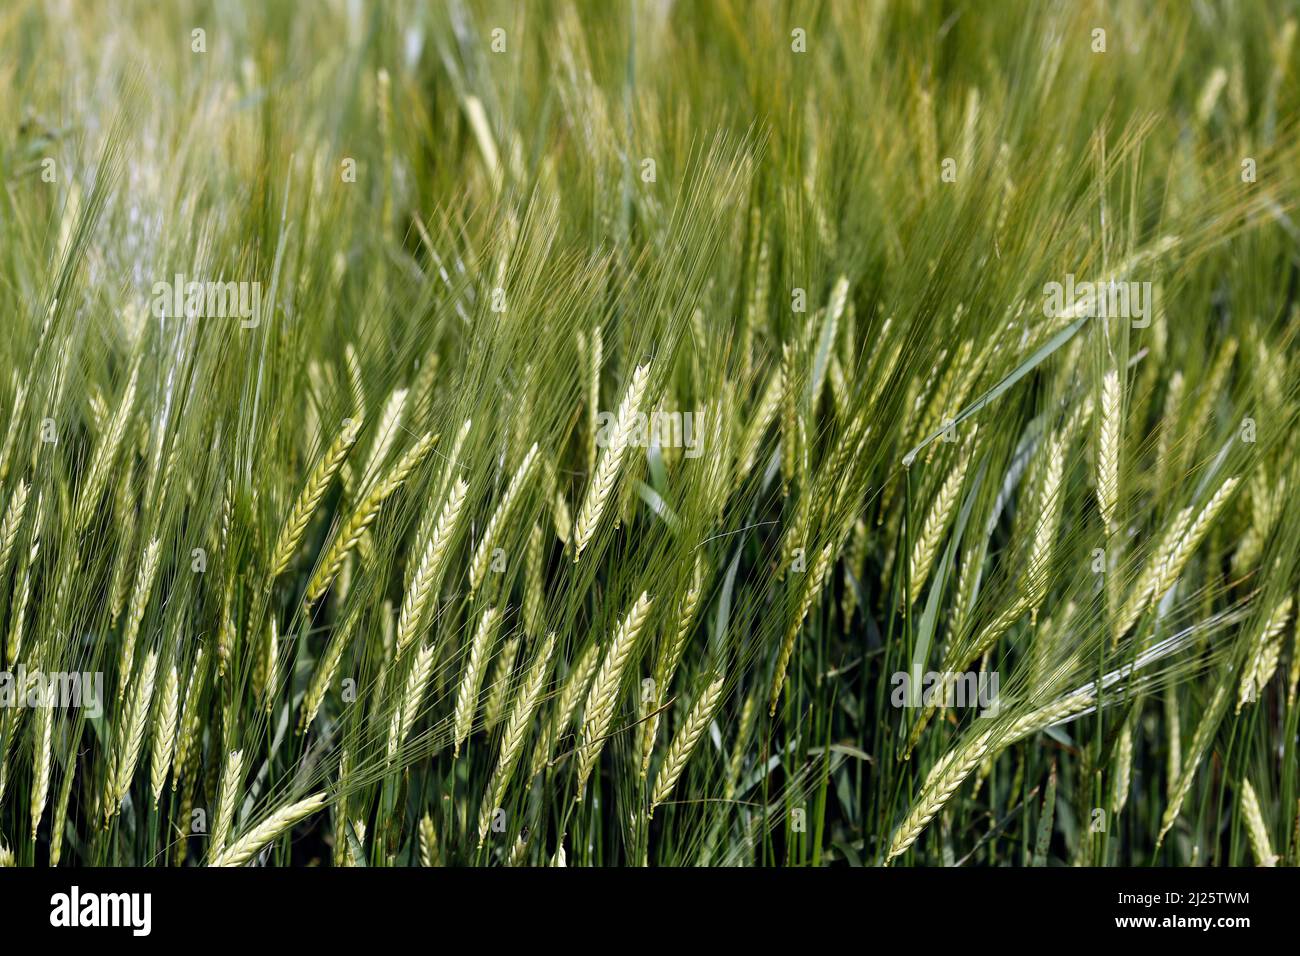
<box><xmin>0</xmin><ymin>0</ymin><xmax>1296</xmax><ymax>868</ymax></box>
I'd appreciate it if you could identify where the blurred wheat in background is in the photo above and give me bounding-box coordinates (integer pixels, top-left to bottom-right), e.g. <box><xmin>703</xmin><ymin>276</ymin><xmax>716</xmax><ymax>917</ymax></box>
<box><xmin>0</xmin><ymin>0</ymin><xmax>1296</xmax><ymax>866</ymax></box>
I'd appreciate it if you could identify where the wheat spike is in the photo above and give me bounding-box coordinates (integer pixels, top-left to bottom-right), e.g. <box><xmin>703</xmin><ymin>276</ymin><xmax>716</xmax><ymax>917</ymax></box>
<box><xmin>469</xmin><ymin>442</ymin><xmax>540</xmax><ymax>591</ymax></box>
<box><xmin>1023</xmin><ymin>428</ymin><xmax>1067</xmax><ymax>603</ymax></box>
<box><xmin>419</xmin><ymin>812</ymin><xmax>439</xmax><ymax>866</ymax></box>
<box><xmin>259</xmin><ymin>618</ymin><xmax>281</xmax><ymax>714</ymax></box>
<box><xmin>357</xmin><ymin>387</ymin><xmax>408</xmax><ymax>494</ymax></box>
<box><xmin>483</xmin><ymin>637</ymin><xmax>520</xmax><ymax>733</ymax></box>
<box><xmin>523</xmin><ymin>521</ymin><xmax>545</xmax><ymax>638</ymax></box>
<box><xmin>212</xmin><ymin>749</ymin><xmax>244</xmax><ymax>853</ymax></box>
<box><xmin>172</xmin><ymin>646</ymin><xmax>208</xmax><ymax>791</ymax></box>
<box><xmin>1097</xmin><ymin>367</ymin><xmax>1121</xmax><ymax>536</ymax></box>
<box><xmin>1239</xmin><ymin>778</ymin><xmax>1277</xmax><ymax>866</ymax></box>
<box><xmin>29</xmin><ymin>698</ymin><xmax>52</xmax><ymax>841</ymax></box>
<box><xmin>5</xmin><ymin>537</ymin><xmax>37</xmax><ymax>669</ymax></box>
<box><xmin>586</xmin><ymin>325</ymin><xmax>602</xmax><ymax>478</ymax></box>
<box><xmin>529</xmin><ymin>641</ymin><xmax>601</xmax><ymax>780</ymax></box>
<box><xmin>1238</xmin><ymin>594</ymin><xmax>1293</xmax><ymax>712</ymax></box>
<box><xmin>907</xmin><ymin>429</ymin><xmax>976</xmax><ymax>605</ymax></box>
<box><xmin>73</xmin><ymin>362</ymin><xmax>139</xmax><ymax>532</ymax></box>
<box><xmin>770</xmin><ymin>542</ymin><xmax>835</xmax><ymax>715</ymax></box>
<box><xmin>48</xmin><ymin>749</ymin><xmax>77</xmax><ymax>866</ymax></box>
<box><xmin>888</xmin><ymin>691</ymin><xmax>1093</xmax><ymax>861</ymax></box>
<box><xmin>149</xmin><ymin>663</ymin><xmax>179</xmax><ymax>806</ymax></box>
<box><xmin>641</xmin><ymin>556</ymin><xmax>706</xmax><ymax>776</ymax></box>
<box><xmin>453</xmin><ymin>606</ymin><xmax>502</xmax><ymax>756</ymax></box>
<box><xmin>734</xmin><ymin>365</ymin><xmax>783</xmax><ymax>491</ymax></box>
<box><xmin>208</xmin><ymin>792</ymin><xmax>329</xmax><ymax>867</ymax></box>
<box><xmin>1158</xmin><ymin>672</ymin><xmax>1234</xmax><ymax>846</ymax></box>
<box><xmin>300</xmin><ymin>614</ymin><xmax>357</xmax><ymax>732</ymax></box>
<box><xmin>388</xmin><ymin>640</ymin><xmax>437</xmax><ymax>759</ymax></box>
<box><xmin>116</xmin><ymin>537</ymin><xmax>161</xmax><ymax>701</ymax></box>
<box><xmin>548</xmin><ymin>461</ymin><xmax>573</xmax><ymax>543</ymax></box>
<box><xmin>576</xmin><ymin>591</ymin><xmax>654</xmax><ymax>797</ymax></box>
<box><xmin>1117</xmin><ymin>477</ymin><xmax>1239</xmax><ymax>638</ymax></box>
<box><xmin>1111</xmin><ymin>718</ymin><xmax>1133</xmax><ymax>816</ymax></box>
<box><xmin>306</xmin><ymin>430</ymin><xmax>437</xmax><ymax>601</ymax></box>
<box><xmin>107</xmin><ymin>650</ymin><xmax>158</xmax><ymax>820</ymax></box>
<box><xmin>417</xmin><ymin>417</ymin><xmax>472</xmax><ymax>545</ymax></box>
<box><xmin>573</xmin><ymin>364</ymin><xmax>649</xmax><ymax>561</ymax></box>
<box><xmin>478</xmin><ymin>633</ymin><xmax>556</xmax><ymax>844</ymax></box>
<box><xmin>269</xmin><ymin>417</ymin><xmax>361</xmax><ymax>579</ymax></box>
<box><xmin>780</xmin><ymin>342</ymin><xmax>799</xmax><ymax>497</ymax></box>
<box><xmin>724</xmin><ymin>692</ymin><xmax>760</xmax><ymax>800</ymax></box>
<box><xmin>0</xmin><ymin>479</ymin><xmax>30</xmax><ymax>580</ymax></box>
<box><xmin>650</xmin><ymin>672</ymin><xmax>725</xmax><ymax>816</ymax></box>
<box><xmin>397</xmin><ymin>477</ymin><xmax>468</xmax><ymax>651</ymax></box>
